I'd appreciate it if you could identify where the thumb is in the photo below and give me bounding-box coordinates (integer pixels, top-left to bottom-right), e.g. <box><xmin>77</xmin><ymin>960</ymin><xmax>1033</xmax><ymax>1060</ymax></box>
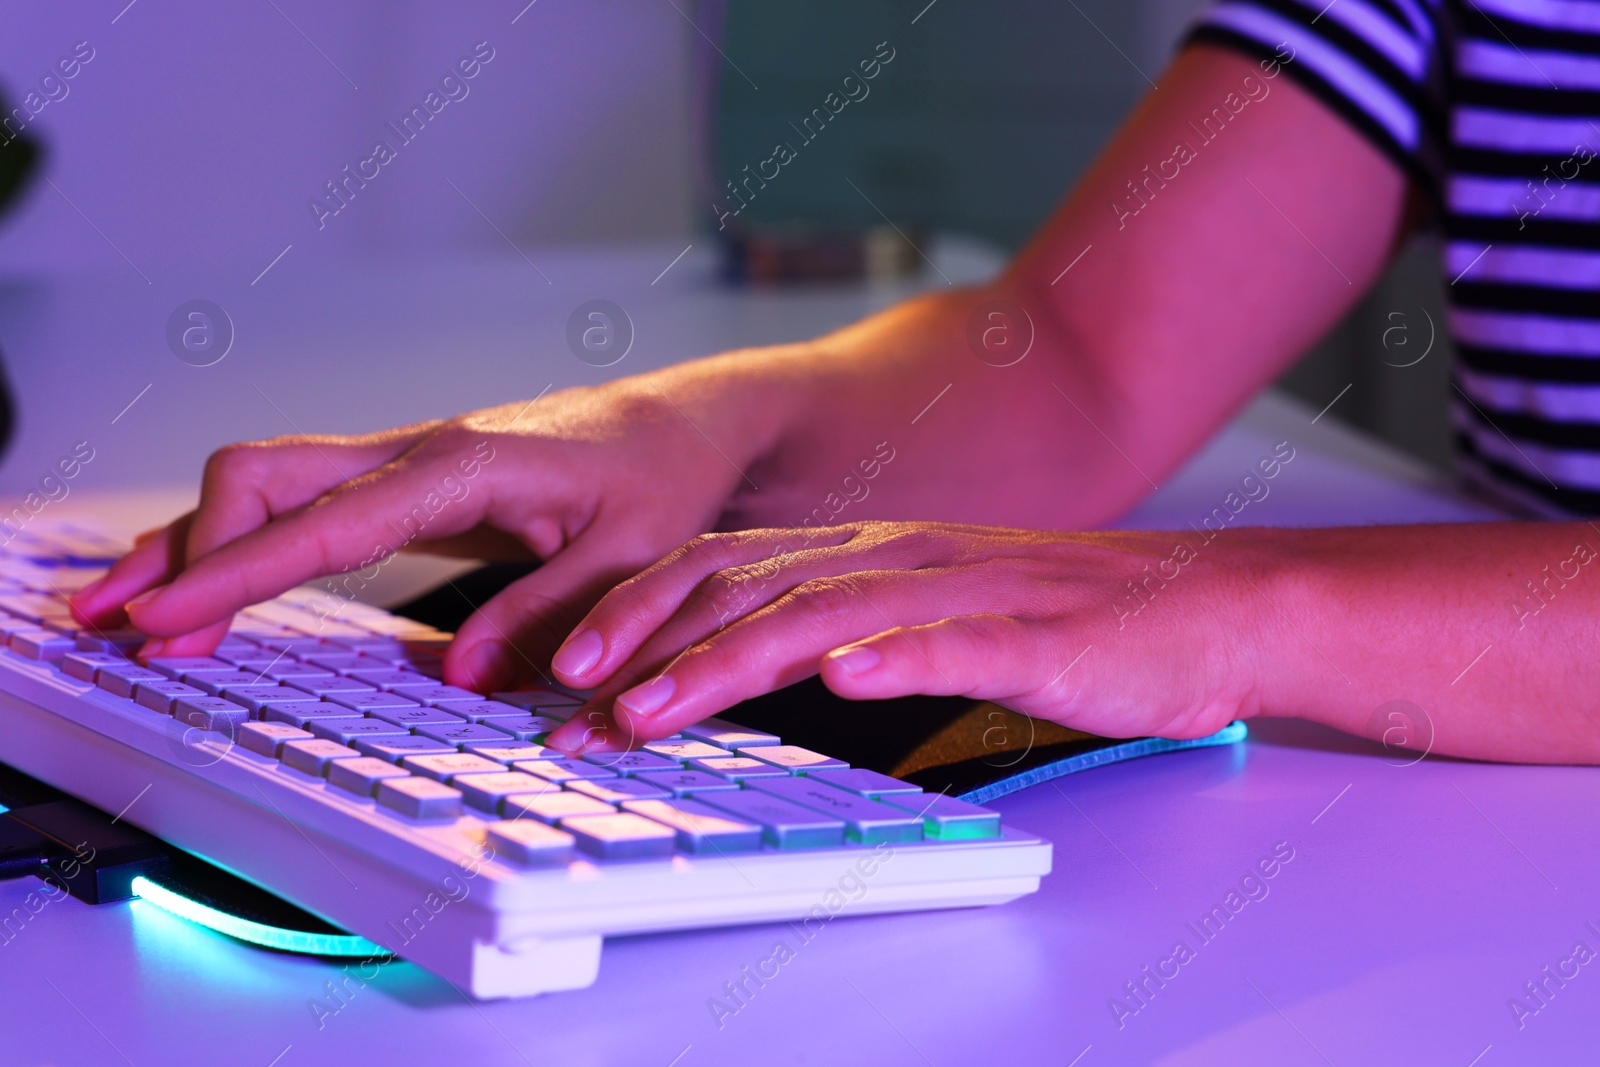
<box><xmin>444</xmin><ymin>532</ymin><xmax>661</xmax><ymax>693</ymax></box>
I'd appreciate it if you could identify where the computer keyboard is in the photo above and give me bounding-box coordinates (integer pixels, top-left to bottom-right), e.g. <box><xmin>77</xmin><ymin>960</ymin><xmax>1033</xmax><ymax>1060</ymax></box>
<box><xmin>0</xmin><ymin>521</ymin><xmax>1051</xmax><ymax>997</ymax></box>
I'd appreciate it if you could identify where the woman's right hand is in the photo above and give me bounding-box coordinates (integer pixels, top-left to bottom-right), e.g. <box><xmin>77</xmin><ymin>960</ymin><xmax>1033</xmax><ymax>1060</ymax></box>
<box><xmin>69</xmin><ymin>368</ymin><xmax>785</xmax><ymax>694</ymax></box>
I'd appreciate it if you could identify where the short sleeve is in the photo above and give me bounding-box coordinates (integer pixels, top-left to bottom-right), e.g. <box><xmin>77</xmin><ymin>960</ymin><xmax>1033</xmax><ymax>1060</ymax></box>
<box><xmin>1186</xmin><ymin>0</ymin><xmax>1447</xmax><ymax>196</ymax></box>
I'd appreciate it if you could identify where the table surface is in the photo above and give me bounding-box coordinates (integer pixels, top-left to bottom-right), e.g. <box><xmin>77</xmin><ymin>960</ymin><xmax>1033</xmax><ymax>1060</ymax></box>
<box><xmin>1</xmin><ymin>246</ymin><xmax>1588</xmax><ymax>1067</ymax></box>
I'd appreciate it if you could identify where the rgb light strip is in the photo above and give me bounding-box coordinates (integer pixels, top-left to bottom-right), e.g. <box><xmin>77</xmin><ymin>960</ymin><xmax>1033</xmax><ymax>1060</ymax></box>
<box><xmin>131</xmin><ymin>875</ymin><xmax>390</xmax><ymax>958</ymax></box>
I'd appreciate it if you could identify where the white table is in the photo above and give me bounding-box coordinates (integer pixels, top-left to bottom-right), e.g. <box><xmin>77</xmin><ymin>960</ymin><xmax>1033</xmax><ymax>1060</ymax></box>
<box><xmin>10</xmin><ymin>247</ymin><xmax>1585</xmax><ymax>1067</ymax></box>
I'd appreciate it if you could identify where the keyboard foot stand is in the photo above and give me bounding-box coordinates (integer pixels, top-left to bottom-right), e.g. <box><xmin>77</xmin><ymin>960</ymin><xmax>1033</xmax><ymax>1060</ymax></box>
<box><xmin>468</xmin><ymin>933</ymin><xmax>602</xmax><ymax>998</ymax></box>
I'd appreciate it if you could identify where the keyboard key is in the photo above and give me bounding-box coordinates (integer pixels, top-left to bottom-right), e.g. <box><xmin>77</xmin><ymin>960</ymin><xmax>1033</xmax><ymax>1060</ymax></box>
<box><xmin>284</xmin><ymin>676</ymin><xmax>377</xmax><ymax>698</ymax></box>
<box><xmin>685</xmin><ymin>756</ymin><xmax>791</xmax><ymax>781</ymax></box>
<box><xmin>0</xmin><ymin>593</ymin><xmax>63</xmax><ymax>621</ymax></box>
<box><xmin>621</xmin><ymin>798</ymin><xmax>763</xmax><ymax>853</ymax></box>
<box><xmin>325</xmin><ymin>691</ymin><xmax>422</xmax><ymax>714</ymax></box>
<box><xmin>327</xmin><ymin>757</ymin><xmax>412</xmax><ymax>797</ymax></box>
<box><xmin>211</xmin><ymin>647</ymin><xmax>268</xmax><ymax>667</ymax></box>
<box><xmin>219</xmin><ymin>659</ymin><xmax>282</xmax><ymax>675</ymax></box>
<box><xmin>492</xmin><ymin>687</ymin><xmax>584</xmax><ymax>712</ymax></box>
<box><xmin>10</xmin><ymin>630</ymin><xmax>74</xmax><ymax>660</ymax></box>
<box><xmin>403</xmin><ymin>656</ymin><xmax>444</xmax><ymax>679</ymax></box>
<box><xmin>737</xmin><ymin>745</ymin><xmax>848</xmax><ymax>773</ymax></box>
<box><xmin>413</xmin><ymin>722</ymin><xmax>514</xmax><ymax>747</ymax></box>
<box><xmin>749</xmin><ymin>778</ymin><xmax>923</xmax><ymax>844</ymax></box>
<box><xmin>133</xmin><ymin>680</ymin><xmax>207</xmax><ymax>714</ymax></box>
<box><xmin>186</xmin><ymin>671</ymin><xmax>270</xmax><ymax>696</ymax></box>
<box><xmin>147</xmin><ymin>656</ymin><xmax>233</xmax><ymax>680</ymax></box>
<box><xmin>261</xmin><ymin>662</ymin><xmax>335</xmax><ymax>681</ymax></box>
<box><xmin>401</xmin><ymin>752</ymin><xmax>506</xmax><ymax>783</ymax></box>
<box><xmin>238</xmin><ymin>721</ymin><xmax>314</xmax><ymax>757</ymax></box>
<box><xmin>567</xmin><ymin>777</ymin><xmax>673</xmax><ymax>804</ymax></box>
<box><xmin>365</xmin><ymin>703</ymin><xmax>462</xmax><ymax>727</ymax></box>
<box><xmin>695</xmin><ymin>790</ymin><xmax>847</xmax><ymax>849</ymax></box>
<box><xmin>560</xmin><ymin>812</ymin><xmax>676</xmax><ymax>860</ymax></box>
<box><xmin>583</xmin><ymin>751</ymin><xmax>681</xmax><ymax>776</ymax></box>
<box><xmin>96</xmin><ymin>663</ymin><xmax>168</xmax><ymax>698</ymax></box>
<box><xmin>75</xmin><ymin>630</ymin><xmax>144</xmax><ymax>655</ymax></box>
<box><xmin>405</xmin><ymin>685</ymin><xmax>484</xmax><ymax>707</ymax></box>
<box><xmin>448</xmin><ymin>700</ymin><xmax>532</xmax><ymax>724</ymax></box>
<box><xmin>332</xmin><ymin>645</ymin><xmax>409</xmax><ymax>666</ymax></box>
<box><xmin>280</xmin><ymin>739</ymin><xmax>363</xmax><ymax>776</ymax></box>
<box><xmin>308</xmin><ymin>718</ymin><xmax>412</xmax><ymax>745</ymax></box>
<box><xmin>642</xmin><ymin>740</ymin><xmax>730</xmax><ymax>761</ymax></box>
<box><xmin>503</xmin><ymin>791</ymin><xmax>614</xmax><ymax>825</ymax></box>
<box><xmin>305</xmin><ymin>654</ymin><xmax>371</xmax><ymax>674</ymax></box>
<box><xmin>451</xmin><ymin>771</ymin><xmax>558</xmax><ymax>813</ymax></box>
<box><xmin>376</xmin><ymin>777</ymin><xmax>462</xmax><ymax>819</ymax></box>
<box><xmin>471</xmin><ymin>715</ymin><xmax>563</xmax><ymax>742</ymax></box>
<box><xmin>262</xmin><ymin>703</ymin><xmax>363</xmax><ymax>729</ymax></box>
<box><xmin>510</xmin><ymin>759</ymin><xmax>617</xmax><ymax>784</ymax></box>
<box><xmin>258</xmin><ymin>638</ymin><xmax>328</xmax><ymax>656</ymax></box>
<box><xmin>486</xmin><ymin>821</ymin><xmax>575</xmax><ymax>865</ymax></box>
<box><xmin>60</xmin><ymin>651</ymin><xmax>126</xmax><ymax>682</ymax></box>
<box><xmin>213</xmin><ymin>637</ymin><xmax>263</xmax><ymax>653</ymax></box>
<box><xmin>459</xmin><ymin>742</ymin><xmax>553</xmax><ymax>762</ymax></box>
<box><xmin>631</xmin><ymin>770</ymin><xmax>741</xmax><ymax>797</ymax></box>
<box><xmin>805</xmin><ymin>768</ymin><xmax>924</xmax><ymax>798</ymax></box>
<box><xmin>173</xmin><ymin>696</ymin><xmax>250</xmax><ymax>733</ymax></box>
<box><xmin>352</xmin><ymin>736</ymin><xmax>456</xmax><ymax>763</ymax></box>
<box><xmin>219</xmin><ymin>685</ymin><xmax>323</xmax><ymax>715</ymax></box>
<box><xmin>681</xmin><ymin>717</ymin><xmax>782</xmax><ymax>749</ymax></box>
<box><xmin>329</xmin><ymin>637</ymin><xmax>409</xmax><ymax>660</ymax></box>
<box><xmin>348</xmin><ymin>668</ymin><xmax>436</xmax><ymax>690</ymax></box>
<box><xmin>880</xmin><ymin>792</ymin><xmax>1002</xmax><ymax>840</ymax></box>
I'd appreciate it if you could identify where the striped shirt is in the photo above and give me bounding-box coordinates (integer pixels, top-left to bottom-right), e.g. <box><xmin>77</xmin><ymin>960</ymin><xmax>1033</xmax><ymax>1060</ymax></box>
<box><xmin>1191</xmin><ymin>0</ymin><xmax>1600</xmax><ymax>516</ymax></box>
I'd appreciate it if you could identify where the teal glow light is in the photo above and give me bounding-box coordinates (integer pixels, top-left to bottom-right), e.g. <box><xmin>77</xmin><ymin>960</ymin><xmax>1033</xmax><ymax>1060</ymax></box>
<box><xmin>130</xmin><ymin>876</ymin><xmax>390</xmax><ymax>958</ymax></box>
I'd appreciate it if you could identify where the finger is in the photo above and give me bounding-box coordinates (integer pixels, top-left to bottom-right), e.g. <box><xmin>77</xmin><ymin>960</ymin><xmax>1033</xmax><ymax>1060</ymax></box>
<box><xmin>74</xmin><ymin>435</ymin><xmax>415</xmax><ymax>627</ymax></box>
<box><xmin>71</xmin><ymin>512</ymin><xmax>193</xmax><ymax>626</ymax></box>
<box><xmin>544</xmin><ymin>705</ymin><xmax>635</xmax><ymax>758</ymax></box>
<box><xmin>820</xmin><ymin>614</ymin><xmax>1058</xmax><ymax>703</ymax></box>
<box><xmin>548</xmin><ymin>526</ymin><xmax>860</xmax><ymax>689</ymax></box>
<box><xmin>445</xmin><ymin>526</ymin><xmax>667</xmax><ymax>694</ymax></box>
<box><xmin>551</xmin><ymin>571</ymin><xmax>957</xmax><ymax>747</ymax></box>
<box><xmin>183</xmin><ymin>434</ymin><xmax>425</xmax><ymax>564</ymax></box>
<box><xmin>135</xmin><ymin>621</ymin><xmax>232</xmax><ymax>660</ymax></box>
<box><xmin>126</xmin><ymin>444</ymin><xmax>487</xmax><ymax>638</ymax></box>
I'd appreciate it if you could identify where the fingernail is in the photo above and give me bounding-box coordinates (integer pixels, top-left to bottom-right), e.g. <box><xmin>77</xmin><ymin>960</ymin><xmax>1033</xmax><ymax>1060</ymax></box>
<box><xmin>828</xmin><ymin>646</ymin><xmax>881</xmax><ymax>676</ymax></box>
<box><xmin>459</xmin><ymin>642</ymin><xmax>510</xmax><ymax>692</ymax></box>
<box><xmin>125</xmin><ymin>584</ymin><xmax>168</xmax><ymax>611</ymax></box>
<box><xmin>551</xmin><ymin>629</ymin><xmax>603</xmax><ymax>679</ymax></box>
<box><xmin>616</xmin><ymin>674</ymin><xmax>676</xmax><ymax>718</ymax></box>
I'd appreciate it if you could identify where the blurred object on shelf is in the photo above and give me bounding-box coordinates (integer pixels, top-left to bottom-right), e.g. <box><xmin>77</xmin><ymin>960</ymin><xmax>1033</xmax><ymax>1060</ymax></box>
<box><xmin>719</xmin><ymin>224</ymin><xmax>924</xmax><ymax>284</ymax></box>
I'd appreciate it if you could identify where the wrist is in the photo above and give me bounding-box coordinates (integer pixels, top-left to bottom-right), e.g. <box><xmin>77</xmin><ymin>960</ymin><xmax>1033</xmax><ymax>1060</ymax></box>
<box><xmin>1223</xmin><ymin>527</ymin><xmax>1352</xmax><ymax>725</ymax></box>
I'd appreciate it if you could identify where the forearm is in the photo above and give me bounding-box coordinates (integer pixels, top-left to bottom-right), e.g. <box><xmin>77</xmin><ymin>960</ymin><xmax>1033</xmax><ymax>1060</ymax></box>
<box><xmin>659</xmin><ymin>44</ymin><xmax>1413</xmax><ymax>534</ymax></box>
<box><xmin>1254</xmin><ymin>523</ymin><xmax>1600</xmax><ymax>763</ymax></box>
<box><xmin>700</xmin><ymin>289</ymin><xmax>1146</xmax><ymax>531</ymax></box>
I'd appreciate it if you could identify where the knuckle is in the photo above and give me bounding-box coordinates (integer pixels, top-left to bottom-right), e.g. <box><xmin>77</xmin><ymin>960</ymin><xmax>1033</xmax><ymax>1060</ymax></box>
<box><xmin>880</xmin><ymin>525</ymin><xmax>944</xmax><ymax>558</ymax></box>
<box><xmin>940</xmin><ymin>613</ymin><xmax>998</xmax><ymax>645</ymax></box>
<box><xmin>789</xmin><ymin>576</ymin><xmax>863</xmax><ymax>621</ymax></box>
<box><xmin>690</xmin><ymin>569</ymin><xmax>752</xmax><ymax>625</ymax></box>
<box><xmin>682</xmin><ymin>531</ymin><xmax>743</xmax><ymax>566</ymax></box>
<box><xmin>202</xmin><ymin>442</ymin><xmax>263</xmax><ymax>485</ymax></box>
<box><xmin>421</xmin><ymin>419</ymin><xmax>476</xmax><ymax>455</ymax></box>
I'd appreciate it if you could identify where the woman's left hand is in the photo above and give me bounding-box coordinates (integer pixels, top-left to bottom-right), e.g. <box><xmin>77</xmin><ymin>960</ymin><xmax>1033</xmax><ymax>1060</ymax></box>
<box><xmin>541</xmin><ymin>521</ymin><xmax>1289</xmax><ymax>753</ymax></box>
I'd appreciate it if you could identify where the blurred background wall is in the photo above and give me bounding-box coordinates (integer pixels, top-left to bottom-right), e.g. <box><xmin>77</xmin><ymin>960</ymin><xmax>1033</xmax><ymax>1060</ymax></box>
<box><xmin>0</xmin><ymin>0</ymin><xmax>1452</xmax><ymax>472</ymax></box>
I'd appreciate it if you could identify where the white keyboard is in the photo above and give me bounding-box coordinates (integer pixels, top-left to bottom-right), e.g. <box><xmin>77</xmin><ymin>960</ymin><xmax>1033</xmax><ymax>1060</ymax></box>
<box><xmin>0</xmin><ymin>521</ymin><xmax>1051</xmax><ymax>997</ymax></box>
